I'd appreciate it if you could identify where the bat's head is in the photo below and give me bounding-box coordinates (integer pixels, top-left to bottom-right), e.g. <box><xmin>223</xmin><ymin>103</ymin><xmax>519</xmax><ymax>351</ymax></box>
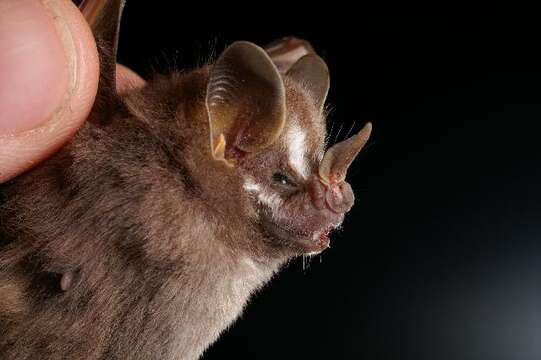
<box><xmin>198</xmin><ymin>42</ymin><xmax>372</xmax><ymax>256</ymax></box>
<box><xmin>81</xmin><ymin>0</ymin><xmax>369</xmax><ymax>260</ymax></box>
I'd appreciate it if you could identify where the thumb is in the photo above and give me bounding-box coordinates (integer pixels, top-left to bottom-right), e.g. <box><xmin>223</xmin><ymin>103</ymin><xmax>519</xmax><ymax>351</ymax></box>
<box><xmin>0</xmin><ymin>0</ymin><xmax>99</xmax><ymax>183</ymax></box>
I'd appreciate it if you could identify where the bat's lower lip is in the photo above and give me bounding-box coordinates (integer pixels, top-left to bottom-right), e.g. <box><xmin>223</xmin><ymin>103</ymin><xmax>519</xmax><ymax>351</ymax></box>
<box><xmin>259</xmin><ymin>214</ymin><xmax>331</xmax><ymax>254</ymax></box>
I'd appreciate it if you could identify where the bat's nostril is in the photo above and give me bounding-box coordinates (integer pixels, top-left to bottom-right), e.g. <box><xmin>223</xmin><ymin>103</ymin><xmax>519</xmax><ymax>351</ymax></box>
<box><xmin>324</xmin><ymin>185</ymin><xmax>344</xmax><ymax>213</ymax></box>
<box><xmin>322</xmin><ymin>181</ymin><xmax>354</xmax><ymax>214</ymax></box>
<box><xmin>307</xmin><ymin>176</ymin><xmax>354</xmax><ymax>214</ymax></box>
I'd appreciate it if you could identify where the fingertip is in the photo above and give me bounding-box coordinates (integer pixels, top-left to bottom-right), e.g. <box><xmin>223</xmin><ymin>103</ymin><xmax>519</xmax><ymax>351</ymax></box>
<box><xmin>0</xmin><ymin>0</ymin><xmax>70</xmax><ymax>134</ymax></box>
<box><xmin>116</xmin><ymin>63</ymin><xmax>146</xmax><ymax>94</ymax></box>
<box><xmin>0</xmin><ymin>0</ymin><xmax>99</xmax><ymax>183</ymax></box>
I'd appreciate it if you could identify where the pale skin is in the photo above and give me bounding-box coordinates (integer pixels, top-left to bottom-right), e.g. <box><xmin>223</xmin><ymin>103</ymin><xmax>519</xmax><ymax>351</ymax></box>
<box><xmin>0</xmin><ymin>0</ymin><xmax>144</xmax><ymax>184</ymax></box>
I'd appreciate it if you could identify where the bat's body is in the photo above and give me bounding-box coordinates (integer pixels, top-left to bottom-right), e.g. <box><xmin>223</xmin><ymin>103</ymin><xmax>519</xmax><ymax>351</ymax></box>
<box><xmin>0</xmin><ymin>69</ymin><xmax>282</xmax><ymax>359</ymax></box>
<box><xmin>0</xmin><ymin>1</ymin><xmax>371</xmax><ymax>359</ymax></box>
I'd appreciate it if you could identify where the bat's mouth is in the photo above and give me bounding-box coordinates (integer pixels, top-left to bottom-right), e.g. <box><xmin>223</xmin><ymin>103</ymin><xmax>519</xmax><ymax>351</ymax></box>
<box><xmin>259</xmin><ymin>211</ymin><xmax>336</xmax><ymax>254</ymax></box>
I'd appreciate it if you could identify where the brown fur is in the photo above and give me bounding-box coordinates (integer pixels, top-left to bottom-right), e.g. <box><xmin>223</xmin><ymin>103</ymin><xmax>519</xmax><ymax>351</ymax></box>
<box><xmin>0</xmin><ymin>64</ymin><xmax>338</xmax><ymax>359</ymax></box>
<box><xmin>0</xmin><ymin>3</ymin><xmax>368</xmax><ymax>358</ymax></box>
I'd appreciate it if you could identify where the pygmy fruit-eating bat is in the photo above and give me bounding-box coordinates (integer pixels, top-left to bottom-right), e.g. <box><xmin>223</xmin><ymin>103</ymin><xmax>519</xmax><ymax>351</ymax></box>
<box><xmin>0</xmin><ymin>0</ymin><xmax>372</xmax><ymax>359</ymax></box>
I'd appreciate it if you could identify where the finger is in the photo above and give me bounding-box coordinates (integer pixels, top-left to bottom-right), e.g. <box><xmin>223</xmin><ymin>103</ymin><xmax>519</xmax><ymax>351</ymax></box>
<box><xmin>116</xmin><ymin>63</ymin><xmax>145</xmax><ymax>94</ymax></box>
<box><xmin>0</xmin><ymin>0</ymin><xmax>99</xmax><ymax>183</ymax></box>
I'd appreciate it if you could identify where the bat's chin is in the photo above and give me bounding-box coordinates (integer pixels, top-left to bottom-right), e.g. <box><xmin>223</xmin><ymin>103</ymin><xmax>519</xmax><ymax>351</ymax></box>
<box><xmin>259</xmin><ymin>211</ymin><xmax>338</xmax><ymax>254</ymax></box>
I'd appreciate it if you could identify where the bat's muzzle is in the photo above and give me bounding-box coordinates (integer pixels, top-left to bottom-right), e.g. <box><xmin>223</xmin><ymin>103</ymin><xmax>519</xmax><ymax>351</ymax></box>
<box><xmin>307</xmin><ymin>175</ymin><xmax>354</xmax><ymax>214</ymax></box>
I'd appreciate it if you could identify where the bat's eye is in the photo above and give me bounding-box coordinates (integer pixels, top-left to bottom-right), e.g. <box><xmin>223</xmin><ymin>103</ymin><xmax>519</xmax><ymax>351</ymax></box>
<box><xmin>272</xmin><ymin>172</ymin><xmax>297</xmax><ymax>188</ymax></box>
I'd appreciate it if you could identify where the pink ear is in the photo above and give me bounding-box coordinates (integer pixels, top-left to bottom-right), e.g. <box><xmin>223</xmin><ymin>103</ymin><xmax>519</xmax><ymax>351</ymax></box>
<box><xmin>206</xmin><ymin>41</ymin><xmax>287</xmax><ymax>166</ymax></box>
<box><xmin>286</xmin><ymin>54</ymin><xmax>330</xmax><ymax>113</ymax></box>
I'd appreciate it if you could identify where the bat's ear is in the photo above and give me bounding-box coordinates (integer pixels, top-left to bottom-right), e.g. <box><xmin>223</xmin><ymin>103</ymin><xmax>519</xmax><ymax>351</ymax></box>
<box><xmin>206</xmin><ymin>41</ymin><xmax>286</xmax><ymax>167</ymax></box>
<box><xmin>80</xmin><ymin>0</ymin><xmax>125</xmax><ymax>119</ymax></box>
<box><xmin>286</xmin><ymin>54</ymin><xmax>330</xmax><ymax>113</ymax></box>
<box><xmin>264</xmin><ymin>37</ymin><xmax>316</xmax><ymax>74</ymax></box>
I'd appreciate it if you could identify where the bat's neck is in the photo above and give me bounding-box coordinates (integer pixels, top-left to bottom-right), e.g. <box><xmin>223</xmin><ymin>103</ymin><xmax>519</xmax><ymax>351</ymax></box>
<box><xmin>157</xmin><ymin>246</ymin><xmax>278</xmax><ymax>358</ymax></box>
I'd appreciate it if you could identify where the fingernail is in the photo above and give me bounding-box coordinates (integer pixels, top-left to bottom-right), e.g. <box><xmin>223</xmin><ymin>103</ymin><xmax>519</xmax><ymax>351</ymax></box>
<box><xmin>0</xmin><ymin>0</ymin><xmax>75</xmax><ymax>134</ymax></box>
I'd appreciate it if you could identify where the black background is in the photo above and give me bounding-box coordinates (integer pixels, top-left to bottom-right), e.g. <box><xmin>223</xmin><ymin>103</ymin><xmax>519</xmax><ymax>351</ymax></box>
<box><xmin>112</xmin><ymin>3</ymin><xmax>541</xmax><ymax>359</ymax></box>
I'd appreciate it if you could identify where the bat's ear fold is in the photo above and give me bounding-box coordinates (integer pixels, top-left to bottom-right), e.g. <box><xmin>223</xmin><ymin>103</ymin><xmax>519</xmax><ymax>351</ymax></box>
<box><xmin>286</xmin><ymin>54</ymin><xmax>330</xmax><ymax>113</ymax></box>
<box><xmin>81</xmin><ymin>0</ymin><xmax>125</xmax><ymax>120</ymax></box>
<box><xmin>206</xmin><ymin>41</ymin><xmax>286</xmax><ymax>167</ymax></box>
<box><xmin>264</xmin><ymin>37</ymin><xmax>316</xmax><ymax>74</ymax></box>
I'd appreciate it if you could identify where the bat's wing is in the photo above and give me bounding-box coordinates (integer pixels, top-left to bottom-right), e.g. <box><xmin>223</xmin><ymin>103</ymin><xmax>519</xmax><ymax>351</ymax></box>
<box><xmin>80</xmin><ymin>0</ymin><xmax>125</xmax><ymax>119</ymax></box>
<box><xmin>264</xmin><ymin>37</ymin><xmax>317</xmax><ymax>74</ymax></box>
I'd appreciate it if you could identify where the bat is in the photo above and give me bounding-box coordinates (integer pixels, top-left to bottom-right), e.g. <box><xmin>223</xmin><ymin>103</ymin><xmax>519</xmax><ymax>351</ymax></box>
<box><xmin>0</xmin><ymin>0</ymin><xmax>372</xmax><ymax>359</ymax></box>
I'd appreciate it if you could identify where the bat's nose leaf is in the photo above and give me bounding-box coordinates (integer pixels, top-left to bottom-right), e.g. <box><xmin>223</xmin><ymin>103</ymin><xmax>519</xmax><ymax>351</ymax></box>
<box><xmin>319</xmin><ymin>122</ymin><xmax>372</xmax><ymax>185</ymax></box>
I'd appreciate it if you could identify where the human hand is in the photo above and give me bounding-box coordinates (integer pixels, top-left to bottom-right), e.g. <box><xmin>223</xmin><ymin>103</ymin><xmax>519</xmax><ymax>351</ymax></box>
<box><xmin>0</xmin><ymin>0</ymin><xmax>144</xmax><ymax>182</ymax></box>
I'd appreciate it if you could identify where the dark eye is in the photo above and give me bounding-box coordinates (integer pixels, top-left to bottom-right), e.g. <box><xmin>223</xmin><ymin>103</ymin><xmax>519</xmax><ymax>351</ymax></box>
<box><xmin>272</xmin><ymin>172</ymin><xmax>297</xmax><ymax>188</ymax></box>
